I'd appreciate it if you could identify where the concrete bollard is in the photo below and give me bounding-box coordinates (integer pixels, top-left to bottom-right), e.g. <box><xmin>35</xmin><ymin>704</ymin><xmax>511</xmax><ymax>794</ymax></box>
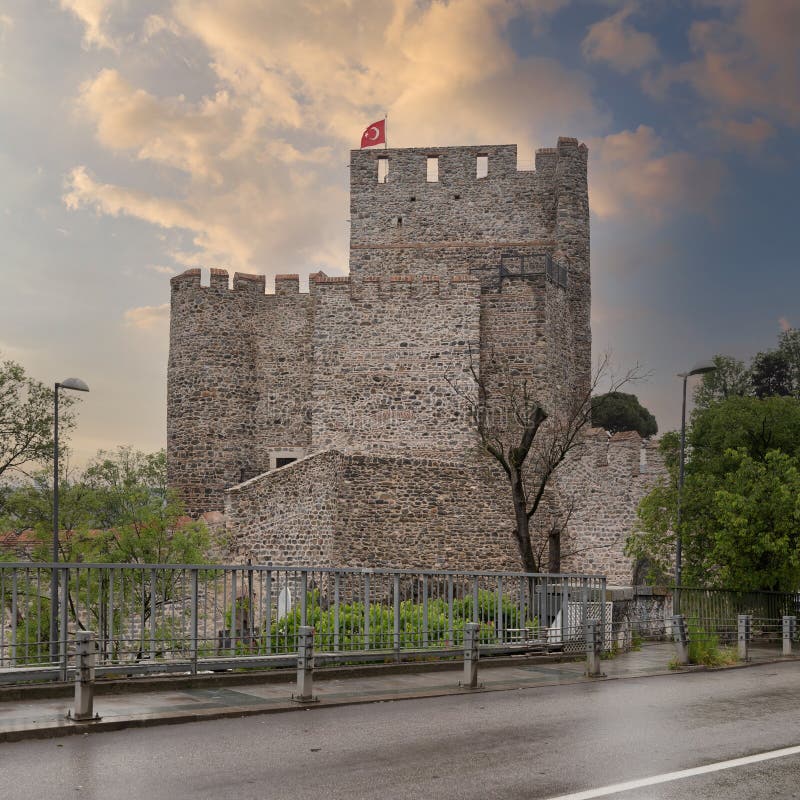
<box><xmin>68</xmin><ymin>630</ymin><xmax>100</xmax><ymax>722</ymax></box>
<box><xmin>738</xmin><ymin>614</ymin><xmax>751</xmax><ymax>662</ymax></box>
<box><xmin>783</xmin><ymin>616</ymin><xmax>796</xmax><ymax>656</ymax></box>
<box><xmin>672</xmin><ymin>615</ymin><xmax>689</xmax><ymax>666</ymax></box>
<box><xmin>292</xmin><ymin>626</ymin><xmax>318</xmax><ymax>703</ymax></box>
<box><xmin>461</xmin><ymin>622</ymin><xmax>481</xmax><ymax>689</ymax></box>
<box><xmin>585</xmin><ymin>620</ymin><xmax>603</xmax><ymax>677</ymax></box>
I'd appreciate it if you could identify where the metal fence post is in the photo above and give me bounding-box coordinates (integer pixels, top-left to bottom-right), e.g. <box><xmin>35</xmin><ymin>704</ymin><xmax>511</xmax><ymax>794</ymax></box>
<box><xmin>585</xmin><ymin>620</ymin><xmax>602</xmax><ymax>677</ymax></box>
<box><xmin>300</xmin><ymin>570</ymin><xmax>308</xmax><ymax>628</ymax></box>
<box><xmin>393</xmin><ymin>574</ymin><xmax>401</xmax><ymax>661</ymax></box>
<box><xmin>59</xmin><ymin>568</ymin><xmax>69</xmax><ymax>681</ymax></box>
<box><xmin>560</xmin><ymin>584</ymin><xmax>570</xmax><ymax>644</ymax></box>
<box><xmin>599</xmin><ymin>578</ymin><xmax>608</xmax><ymax>653</ymax></box>
<box><xmin>672</xmin><ymin>615</ymin><xmax>689</xmax><ymax>665</ymax></box>
<box><xmin>149</xmin><ymin>568</ymin><xmax>157</xmax><ymax>660</ymax></box>
<box><xmin>738</xmin><ymin>614</ymin><xmax>751</xmax><ymax>661</ymax></box>
<box><xmin>190</xmin><ymin>569</ymin><xmax>199</xmax><ymax>673</ymax></box>
<box><xmin>447</xmin><ymin>575</ymin><xmax>454</xmax><ymax>646</ymax></box>
<box><xmin>783</xmin><ymin>615</ymin><xmax>796</xmax><ymax>656</ymax></box>
<box><xmin>68</xmin><ymin>630</ymin><xmax>99</xmax><ymax>722</ymax></box>
<box><xmin>363</xmin><ymin>570</ymin><xmax>371</xmax><ymax>650</ymax></box>
<box><xmin>461</xmin><ymin>622</ymin><xmax>481</xmax><ymax>689</ymax></box>
<box><xmin>292</xmin><ymin>625</ymin><xmax>318</xmax><ymax>703</ymax></box>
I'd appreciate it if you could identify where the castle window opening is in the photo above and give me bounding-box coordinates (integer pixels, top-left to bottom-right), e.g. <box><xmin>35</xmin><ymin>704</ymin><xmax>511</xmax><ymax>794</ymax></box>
<box><xmin>476</xmin><ymin>155</ymin><xmax>488</xmax><ymax>179</ymax></box>
<box><xmin>396</xmin><ymin>216</ymin><xmax>403</xmax><ymax>227</ymax></box>
<box><xmin>426</xmin><ymin>156</ymin><xmax>439</xmax><ymax>182</ymax></box>
<box><xmin>276</xmin><ymin>457</ymin><xmax>296</xmax><ymax>469</ymax></box>
<box><xmin>377</xmin><ymin>157</ymin><xmax>389</xmax><ymax>183</ymax></box>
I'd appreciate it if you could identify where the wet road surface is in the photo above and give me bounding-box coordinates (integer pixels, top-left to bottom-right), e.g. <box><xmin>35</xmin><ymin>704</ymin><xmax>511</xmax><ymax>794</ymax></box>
<box><xmin>3</xmin><ymin>660</ymin><xmax>800</xmax><ymax>799</ymax></box>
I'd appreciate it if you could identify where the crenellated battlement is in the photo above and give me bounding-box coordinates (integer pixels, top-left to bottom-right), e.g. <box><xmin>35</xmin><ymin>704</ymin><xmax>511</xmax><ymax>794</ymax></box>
<box><xmin>172</xmin><ymin>267</ymin><xmax>482</xmax><ymax>303</ymax></box>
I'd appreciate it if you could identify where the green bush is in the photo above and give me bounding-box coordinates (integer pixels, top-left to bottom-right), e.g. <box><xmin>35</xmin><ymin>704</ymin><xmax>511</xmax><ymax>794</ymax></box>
<box><xmin>247</xmin><ymin>589</ymin><xmax>539</xmax><ymax>654</ymax></box>
<box><xmin>687</xmin><ymin>620</ymin><xmax>738</xmax><ymax>667</ymax></box>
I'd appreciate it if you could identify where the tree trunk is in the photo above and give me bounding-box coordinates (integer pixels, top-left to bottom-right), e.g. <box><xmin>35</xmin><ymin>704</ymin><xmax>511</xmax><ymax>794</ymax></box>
<box><xmin>548</xmin><ymin>528</ymin><xmax>561</xmax><ymax>573</ymax></box>
<box><xmin>510</xmin><ymin>466</ymin><xmax>537</xmax><ymax>573</ymax></box>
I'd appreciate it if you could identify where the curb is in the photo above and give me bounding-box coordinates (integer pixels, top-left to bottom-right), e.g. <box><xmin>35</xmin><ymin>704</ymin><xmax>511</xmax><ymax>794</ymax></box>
<box><xmin>0</xmin><ymin>652</ymin><xmax>581</xmax><ymax>701</ymax></box>
<box><xmin>3</xmin><ymin>655</ymin><xmax>795</xmax><ymax>744</ymax></box>
<box><xmin>0</xmin><ymin>676</ymin><xmax>572</xmax><ymax>744</ymax></box>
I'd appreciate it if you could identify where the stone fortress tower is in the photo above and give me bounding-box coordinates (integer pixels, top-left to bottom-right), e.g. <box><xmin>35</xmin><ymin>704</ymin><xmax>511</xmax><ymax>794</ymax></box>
<box><xmin>168</xmin><ymin>138</ymin><xmax>663</xmax><ymax>584</ymax></box>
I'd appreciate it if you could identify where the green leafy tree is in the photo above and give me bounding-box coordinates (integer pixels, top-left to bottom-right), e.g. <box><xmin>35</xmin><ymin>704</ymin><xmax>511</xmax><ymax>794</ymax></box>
<box><xmin>627</xmin><ymin>396</ymin><xmax>800</xmax><ymax>590</ymax></box>
<box><xmin>751</xmin><ymin>350</ymin><xmax>793</xmax><ymax>399</ymax></box>
<box><xmin>1</xmin><ymin>448</ymin><xmax>214</xmax><ymax>658</ymax></box>
<box><xmin>777</xmin><ymin>328</ymin><xmax>800</xmax><ymax>397</ymax></box>
<box><xmin>591</xmin><ymin>391</ymin><xmax>657</xmax><ymax>437</ymax></box>
<box><xmin>0</xmin><ymin>356</ymin><xmax>75</xmax><ymax>480</ymax></box>
<box><xmin>692</xmin><ymin>355</ymin><xmax>751</xmax><ymax>410</ymax></box>
<box><xmin>709</xmin><ymin>449</ymin><xmax>800</xmax><ymax>591</ymax></box>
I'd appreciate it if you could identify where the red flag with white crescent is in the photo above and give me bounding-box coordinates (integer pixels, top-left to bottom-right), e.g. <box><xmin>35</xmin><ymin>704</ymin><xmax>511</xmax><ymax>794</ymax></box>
<box><xmin>360</xmin><ymin>119</ymin><xmax>386</xmax><ymax>148</ymax></box>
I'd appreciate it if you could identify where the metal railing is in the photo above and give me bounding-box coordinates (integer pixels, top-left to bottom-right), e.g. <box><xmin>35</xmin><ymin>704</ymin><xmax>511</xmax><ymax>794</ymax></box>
<box><xmin>675</xmin><ymin>586</ymin><xmax>800</xmax><ymax>621</ymax></box>
<box><xmin>0</xmin><ymin>562</ymin><xmax>606</xmax><ymax>683</ymax></box>
<box><xmin>614</xmin><ymin>586</ymin><xmax>800</xmax><ymax>665</ymax></box>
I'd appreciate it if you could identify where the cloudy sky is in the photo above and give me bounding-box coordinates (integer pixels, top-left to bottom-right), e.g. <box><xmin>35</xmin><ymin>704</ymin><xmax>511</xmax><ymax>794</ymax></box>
<box><xmin>1</xmin><ymin>0</ymin><xmax>798</xmax><ymax>463</ymax></box>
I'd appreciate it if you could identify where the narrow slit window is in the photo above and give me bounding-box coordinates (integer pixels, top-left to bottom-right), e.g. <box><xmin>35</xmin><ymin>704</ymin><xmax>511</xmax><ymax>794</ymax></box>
<box><xmin>377</xmin><ymin>158</ymin><xmax>389</xmax><ymax>184</ymax></box>
<box><xmin>426</xmin><ymin>156</ymin><xmax>439</xmax><ymax>182</ymax></box>
<box><xmin>476</xmin><ymin>155</ymin><xmax>488</xmax><ymax>179</ymax></box>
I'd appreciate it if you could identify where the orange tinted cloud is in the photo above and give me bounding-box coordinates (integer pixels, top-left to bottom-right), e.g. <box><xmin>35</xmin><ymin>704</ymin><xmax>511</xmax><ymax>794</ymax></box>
<box><xmin>646</xmin><ymin>0</ymin><xmax>800</xmax><ymax>132</ymax></box>
<box><xmin>124</xmin><ymin>303</ymin><xmax>169</xmax><ymax>330</ymax></box>
<box><xmin>590</xmin><ymin>126</ymin><xmax>725</xmax><ymax>220</ymax></box>
<box><xmin>582</xmin><ymin>4</ymin><xmax>660</xmax><ymax>73</ymax></box>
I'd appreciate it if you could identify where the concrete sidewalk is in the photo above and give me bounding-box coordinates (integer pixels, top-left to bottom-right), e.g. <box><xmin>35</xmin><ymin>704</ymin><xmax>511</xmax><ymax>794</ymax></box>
<box><xmin>0</xmin><ymin>644</ymin><xmax>790</xmax><ymax>743</ymax></box>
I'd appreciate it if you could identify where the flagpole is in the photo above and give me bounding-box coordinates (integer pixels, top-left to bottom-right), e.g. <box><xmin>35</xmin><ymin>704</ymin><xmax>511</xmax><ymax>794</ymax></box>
<box><xmin>384</xmin><ymin>112</ymin><xmax>387</xmax><ymax>149</ymax></box>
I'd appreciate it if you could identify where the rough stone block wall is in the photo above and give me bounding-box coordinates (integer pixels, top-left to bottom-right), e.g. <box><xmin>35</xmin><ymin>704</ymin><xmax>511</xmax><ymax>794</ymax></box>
<box><xmin>224</xmin><ymin>449</ymin><xmax>519</xmax><ymax>571</ymax></box>
<box><xmin>335</xmin><ymin>453</ymin><xmax>518</xmax><ymax>570</ymax></box>
<box><xmin>310</xmin><ymin>274</ymin><xmax>482</xmax><ymax>457</ymax></box>
<box><xmin>349</xmin><ymin>145</ymin><xmax>555</xmax><ymax>259</ymax></box>
<box><xmin>222</xmin><ymin>439</ymin><xmax>665</xmax><ymax>581</ymax></box>
<box><xmin>168</xmin><ymin>269</ymin><xmax>265</xmax><ymax>515</ymax></box>
<box><xmin>557</xmin><ymin>429</ymin><xmax>666</xmax><ymax>584</ymax></box>
<box><xmin>253</xmin><ymin>274</ymin><xmax>313</xmax><ymax>467</ymax></box>
<box><xmin>225</xmin><ymin>450</ymin><xmax>342</xmax><ymax>565</ymax></box>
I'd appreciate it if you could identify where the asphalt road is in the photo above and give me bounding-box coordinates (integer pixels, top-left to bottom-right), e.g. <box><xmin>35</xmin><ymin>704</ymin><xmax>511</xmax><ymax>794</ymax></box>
<box><xmin>4</xmin><ymin>661</ymin><xmax>800</xmax><ymax>799</ymax></box>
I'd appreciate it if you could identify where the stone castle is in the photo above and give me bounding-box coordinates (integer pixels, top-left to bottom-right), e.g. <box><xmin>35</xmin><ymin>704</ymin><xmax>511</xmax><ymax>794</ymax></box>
<box><xmin>167</xmin><ymin>137</ymin><xmax>664</xmax><ymax>584</ymax></box>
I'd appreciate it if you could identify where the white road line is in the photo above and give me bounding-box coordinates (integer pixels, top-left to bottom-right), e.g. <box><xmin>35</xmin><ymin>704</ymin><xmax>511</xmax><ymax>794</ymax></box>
<box><xmin>544</xmin><ymin>744</ymin><xmax>800</xmax><ymax>800</ymax></box>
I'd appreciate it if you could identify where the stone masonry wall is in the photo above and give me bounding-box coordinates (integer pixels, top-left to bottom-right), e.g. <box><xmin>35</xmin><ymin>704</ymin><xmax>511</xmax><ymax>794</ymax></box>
<box><xmin>224</xmin><ymin>449</ymin><xmax>519</xmax><ymax>571</ymax></box>
<box><xmin>253</xmin><ymin>274</ymin><xmax>313</xmax><ymax>468</ymax></box>
<box><xmin>557</xmin><ymin>429</ymin><xmax>666</xmax><ymax>584</ymax></box>
<box><xmin>310</xmin><ymin>274</ymin><xmax>482</xmax><ymax>457</ymax></box>
<box><xmin>349</xmin><ymin>144</ymin><xmax>556</xmax><ymax>259</ymax></box>
<box><xmin>335</xmin><ymin>453</ymin><xmax>518</xmax><ymax>570</ymax></box>
<box><xmin>225</xmin><ymin>450</ymin><xmax>342</xmax><ymax>565</ymax></box>
<box><xmin>168</xmin><ymin>269</ymin><xmax>264</xmax><ymax>515</ymax></box>
<box><xmin>223</xmin><ymin>439</ymin><xmax>663</xmax><ymax>581</ymax></box>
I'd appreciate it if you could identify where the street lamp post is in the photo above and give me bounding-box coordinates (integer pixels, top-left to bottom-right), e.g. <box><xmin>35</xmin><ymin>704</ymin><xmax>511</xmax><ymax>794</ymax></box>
<box><xmin>674</xmin><ymin>360</ymin><xmax>716</xmax><ymax>610</ymax></box>
<box><xmin>50</xmin><ymin>377</ymin><xmax>89</xmax><ymax>663</ymax></box>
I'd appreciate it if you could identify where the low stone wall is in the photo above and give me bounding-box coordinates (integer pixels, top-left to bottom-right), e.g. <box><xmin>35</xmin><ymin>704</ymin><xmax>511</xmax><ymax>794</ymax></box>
<box><xmin>609</xmin><ymin>586</ymin><xmax>673</xmax><ymax>649</ymax></box>
<box><xmin>336</xmin><ymin>453</ymin><xmax>518</xmax><ymax>570</ymax></box>
<box><xmin>225</xmin><ymin>449</ymin><xmax>519</xmax><ymax>570</ymax></box>
<box><xmin>225</xmin><ymin>450</ymin><xmax>342</xmax><ymax>564</ymax></box>
<box><xmin>223</xmin><ymin>437</ymin><xmax>666</xmax><ymax>581</ymax></box>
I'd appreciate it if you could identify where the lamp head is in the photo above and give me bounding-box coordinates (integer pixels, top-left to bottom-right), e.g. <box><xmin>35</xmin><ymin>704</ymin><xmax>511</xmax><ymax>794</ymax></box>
<box><xmin>677</xmin><ymin>360</ymin><xmax>717</xmax><ymax>379</ymax></box>
<box><xmin>58</xmin><ymin>378</ymin><xmax>90</xmax><ymax>392</ymax></box>
<box><xmin>687</xmin><ymin>360</ymin><xmax>717</xmax><ymax>377</ymax></box>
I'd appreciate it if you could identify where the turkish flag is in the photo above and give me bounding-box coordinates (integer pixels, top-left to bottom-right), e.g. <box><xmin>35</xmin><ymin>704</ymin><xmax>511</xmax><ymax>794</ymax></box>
<box><xmin>360</xmin><ymin>119</ymin><xmax>386</xmax><ymax>148</ymax></box>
